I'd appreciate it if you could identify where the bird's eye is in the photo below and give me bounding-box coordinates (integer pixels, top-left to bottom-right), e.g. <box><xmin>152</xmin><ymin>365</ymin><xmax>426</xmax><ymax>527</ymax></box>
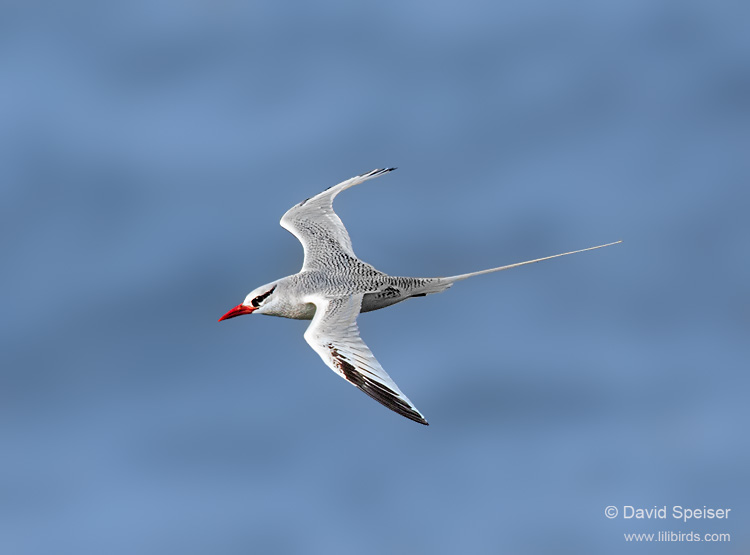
<box><xmin>251</xmin><ymin>285</ymin><xmax>276</xmax><ymax>308</ymax></box>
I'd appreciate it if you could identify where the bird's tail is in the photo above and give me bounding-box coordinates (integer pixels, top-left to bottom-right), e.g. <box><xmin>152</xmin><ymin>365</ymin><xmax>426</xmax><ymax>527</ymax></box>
<box><xmin>438</xmin><ymin>241</ymin><xmax>622</xmax><ymax>285</ymax></box>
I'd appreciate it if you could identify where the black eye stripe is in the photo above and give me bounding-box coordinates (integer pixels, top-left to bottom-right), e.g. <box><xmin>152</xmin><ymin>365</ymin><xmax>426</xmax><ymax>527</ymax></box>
<box><xmin>251</xmin><ymin>285</ymin><xmax>277</xmax><ymax>307</ymax></box>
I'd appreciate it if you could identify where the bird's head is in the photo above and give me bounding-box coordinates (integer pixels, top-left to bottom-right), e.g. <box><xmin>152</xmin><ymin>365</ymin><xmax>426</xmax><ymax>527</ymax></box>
<box><xmin>218</xmin><ymin>282</ymin><xmax>278</xmax><ymax>321</ymax></box>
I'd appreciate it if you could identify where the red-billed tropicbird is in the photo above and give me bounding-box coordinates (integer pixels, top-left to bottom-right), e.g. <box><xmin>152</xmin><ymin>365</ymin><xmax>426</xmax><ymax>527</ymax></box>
<box><xmin>219</xmin><ymin>168</ymin><xmax>620</xmax><ymax>425</ymax></box>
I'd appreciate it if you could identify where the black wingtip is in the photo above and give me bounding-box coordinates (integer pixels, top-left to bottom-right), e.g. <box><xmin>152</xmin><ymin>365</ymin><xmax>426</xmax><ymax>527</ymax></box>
<box><xmin>337</xmin><ymin>358</ymin><xmax>428</xmax><ymax>425</ymax></box>
<box><xmin>364</xmin><ymin>167</ymin><xmax>396</xmax><ymax>177</ymax></box>
<box><xmin>394</xmin><ymin>408</ymin><xmax>429</xmax><ymax>426</ymax></box>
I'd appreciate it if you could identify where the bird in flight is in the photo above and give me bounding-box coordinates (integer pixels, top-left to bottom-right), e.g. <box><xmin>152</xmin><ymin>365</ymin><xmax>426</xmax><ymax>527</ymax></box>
<box><xmin>219</xmin><ymin>168</ymin><xmax>620</xmax><ymax>425</ymax></box>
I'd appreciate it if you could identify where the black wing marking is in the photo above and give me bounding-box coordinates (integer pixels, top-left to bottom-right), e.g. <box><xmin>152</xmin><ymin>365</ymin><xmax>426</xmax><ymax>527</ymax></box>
<box><xmin>303</xmin><ymin>294</ymin><xmax>428</xmax><ymax>425</ymax></box>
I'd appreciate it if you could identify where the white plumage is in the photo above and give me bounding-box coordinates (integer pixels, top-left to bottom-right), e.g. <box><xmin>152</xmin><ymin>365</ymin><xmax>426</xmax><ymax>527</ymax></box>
<box><xmin>219</xmin><ymin>168</ymin><xmax>620</xmax><ymax>424</ymax></box>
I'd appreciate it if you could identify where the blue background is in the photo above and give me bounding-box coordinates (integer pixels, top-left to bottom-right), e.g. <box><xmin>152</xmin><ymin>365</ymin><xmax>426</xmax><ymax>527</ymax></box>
<box><xmin>2</xmin><ymin>1</ymin><xmax>748</xmax><ymax>553</ymax></box>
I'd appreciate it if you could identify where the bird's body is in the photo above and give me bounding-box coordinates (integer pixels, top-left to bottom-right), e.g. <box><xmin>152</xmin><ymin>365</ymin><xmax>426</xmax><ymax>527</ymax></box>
<box><xmin>258</xmin><ymin>263</ymin><xmax>453</xmax><ymax>320</ymax></box>
<box><xmin>219</xmin><ymin>168</ymin><xmax>620</xmax><ymax>425</ymax></box>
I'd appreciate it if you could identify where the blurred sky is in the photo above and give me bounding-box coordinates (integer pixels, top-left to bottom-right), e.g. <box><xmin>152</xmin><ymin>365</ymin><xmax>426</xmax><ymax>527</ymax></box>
<box><xmin>1</xmin><ymin>1</ymin><xmax>749</xmax><ymax>554</ymax></box>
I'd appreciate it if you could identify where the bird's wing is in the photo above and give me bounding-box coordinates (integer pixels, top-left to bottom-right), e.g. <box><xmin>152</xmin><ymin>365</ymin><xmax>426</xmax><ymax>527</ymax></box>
<box><xmin>303</xmin><ymin>293</ymin><xmax>428</xmax><ymax>425</ymax></box>
<box><xmin>280</xmin><ymin>168</ymin><xmax>395</xmax><ymax>271</ymax></box>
